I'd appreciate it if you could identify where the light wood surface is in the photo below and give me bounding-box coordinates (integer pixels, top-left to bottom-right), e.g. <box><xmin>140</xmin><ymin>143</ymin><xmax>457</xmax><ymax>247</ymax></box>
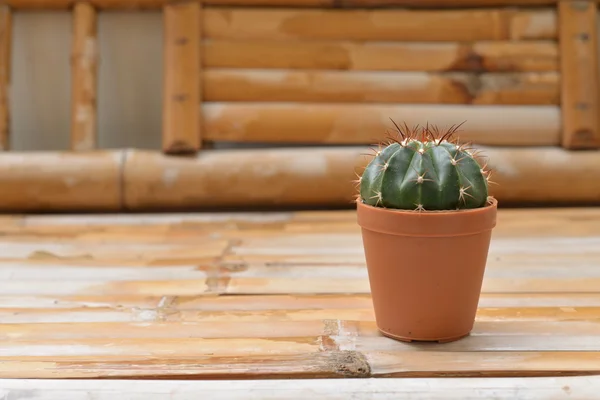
<box><xmin>202</xmin><ymin>104</ymin><xmax>560</xmax><ymax>145</ymax></box>
<box><xmin>203</xmin><ymin>8</ymin><xmax>556</xmax><ymax>41</ymax></box>
<box><xmin>558</xmin><ymin>1</ymin><xmax>600</xmax><ymax>149</ymax></box>
<box><xmin>0</xmin><ymin>207</ymin><xmax>599</xmax><ymax>381</ymax></box>
<box><xmin>162</xmin><ymin>1</ymin><xmax>201</xmax><ymax>154</ymax></box>
<box><xmin>70</xmin><ymin>2</ymin><xmax>98</xmax><ymax>151</ymax></box>
<box><xmin>1</xmin><ymin>376</ymin><xmax>599</xmax><ymax>399</ymax></box>
<box><xmin>203</xmin><ymin>70</ymin><xmax>559</xmax><ymax>105</ymax></box>
<box><xmin>204</xmin><ymin>40</ymin><xmax>558</xmax><ymax>72</ymax></box>
<box><xmin>0</xmin><ymin>5</ymin><xmax>10</xmax><ymax>151</ymax></box>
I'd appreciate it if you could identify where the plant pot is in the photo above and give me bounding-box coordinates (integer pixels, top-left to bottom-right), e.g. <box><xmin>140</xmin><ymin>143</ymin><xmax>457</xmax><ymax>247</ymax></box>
<box><xmin>356</xmin><ymin>198</ymin><xmax>498</xmax><ymax>343</ymax></box>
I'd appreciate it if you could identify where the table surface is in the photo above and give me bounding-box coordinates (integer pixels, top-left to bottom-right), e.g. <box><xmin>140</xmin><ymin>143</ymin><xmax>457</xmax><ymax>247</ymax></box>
<box><xmin>0</xmin><ymin>207</ymin><xmax>599</xmax><ymax>398</ymax></box>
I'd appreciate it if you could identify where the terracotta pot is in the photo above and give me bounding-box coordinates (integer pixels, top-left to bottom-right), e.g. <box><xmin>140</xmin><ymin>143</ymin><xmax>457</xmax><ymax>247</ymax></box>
<box><xmin>356</xmin><ymin>198</ymin><xmax>498</xmax><ymax>343</ymax></box>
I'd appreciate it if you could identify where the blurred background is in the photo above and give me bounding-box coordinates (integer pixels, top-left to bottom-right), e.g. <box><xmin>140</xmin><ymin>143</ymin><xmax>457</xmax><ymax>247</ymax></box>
<box><xmin>1</xmin><ymin>1</ymin><xmax>599</xmax><ymax>212</ymax></box>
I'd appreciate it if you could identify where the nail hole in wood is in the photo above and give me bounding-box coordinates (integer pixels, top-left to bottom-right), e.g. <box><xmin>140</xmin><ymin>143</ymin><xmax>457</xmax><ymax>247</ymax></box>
<box><xmin>173</xmin><ymin>94</ymin><xmax>189</xmax><ymax>102</ymax></box>
<box><xmin>575</xmin><ymin>129</ymin><xmax>594</xmax><ymax>142</ymax></box>
<box><xmin>578</xmin><ymin>32</ymin><xmax>589</xmax><ymax>41</ymax></box>
<box><xmin>175</xmin><ymin>37</ymin><xmax>188</xmax><ymax>45</ymax></box>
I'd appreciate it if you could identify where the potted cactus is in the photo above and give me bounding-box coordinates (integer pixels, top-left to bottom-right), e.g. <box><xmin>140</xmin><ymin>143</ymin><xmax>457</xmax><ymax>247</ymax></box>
<box><xmin>355</xmin><ymin>120</ymin><xmax>497</xmax><ymax>343</ymax></box>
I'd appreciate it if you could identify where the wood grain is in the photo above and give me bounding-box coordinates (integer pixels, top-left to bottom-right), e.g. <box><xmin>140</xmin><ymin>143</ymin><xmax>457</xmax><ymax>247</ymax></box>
<box><xmin>204</xmin><ymin>40</ymin><xmax>558</xmax><ymax>72</ymax></box>
<box><xmin>203</xmin><ymin>70</ymin><xmax>559</xmax><ymax>105</ymax></box>
<box><xmin>558</xmin><ymin>1</ymin><xmax>600</xmax><ymax>149</ymax></box>
<box><xmin>0</xmin><ymin>0</ymin><xmax>574</xmax><ymax>10</ymax></box>
<box><xmin>202</xmin><ymin>103</ymin><xmax>560</xmax><ymax>145</ymax></box>
<box><xmin>162</xmin><ymin>1</ymin><xmax>201</xmax><ymax>154</ymax></box>
<box><xmin>203</xmin><ymin>8</ymin><xmax>556</xmax><ymax>41</ymax></box>
<box><xmin>1</xmin><ymin>376</ymin><xmax>598</xmax><ymax>399</ymax></box>
<box><xmin>0</xmin><ymin>5</ymin><xmax>11</xmax><ymax>151</ymax></box>
<box><xmin>1</xmin><ymin>207</ymin><xmax>600</xmax><ymax>379</ymax></box>
<box><xmin>70</xmin><ymin>2</ymin><xmax>98</xmax><ymax>151</ymax></box>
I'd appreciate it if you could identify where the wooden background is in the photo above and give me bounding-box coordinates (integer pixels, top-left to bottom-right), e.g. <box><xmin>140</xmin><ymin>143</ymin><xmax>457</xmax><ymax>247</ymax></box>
<box><xmin>0</xmin><ymin>0</ymin><xmax>599</xmax><ymax>211</ymax></box>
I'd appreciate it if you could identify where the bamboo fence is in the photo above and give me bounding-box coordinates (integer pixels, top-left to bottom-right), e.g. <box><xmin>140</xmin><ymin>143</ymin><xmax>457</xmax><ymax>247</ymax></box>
<box><xmin>0</xmin><ymin>0</ymin><xmax>599</xmax><ymax>211</ymax></box>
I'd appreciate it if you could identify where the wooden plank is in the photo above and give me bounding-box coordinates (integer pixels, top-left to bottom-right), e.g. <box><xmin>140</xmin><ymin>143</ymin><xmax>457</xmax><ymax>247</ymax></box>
<box><xmin>202</xmin><ymin>103</ymin><xmax>560</xmax><ymax>145</ymax></box>
<box><xmin>162</xmin><ymin>1</ymin><xmax>201</xmax><ymax>154</ymax></box>
<box><xmin>204</xmin><ymin>70</ymin><xmax>559</xmax><ymax>105</ymax></box>
<box><xmin>0</xmin><ymin>351</ymin><xmax>599</xmax><ymax>378</ymax></box>
<box><xmin>204</xmin><ymin>0</ymin><xmax>561</xmax><ymax>5</ymax></box>
<box><xmin>9</xmin><ymin>206</ymin><xmax>600</xmax><ymax>238</ymax></box>
<box><xmin>2</xmin><ymin>310</ymin><xmax>600</xmax><ymax>336</ymax></box>
<box><xmin>2</xmin><ymin>305</ymin><xmax>600</xmax><ymax>323</ymax></box>
<box><xmin>0</xmin><ymin>0</ymin><xmax>570</xmax><ymax>10</ymax></box>
<box><xmin>0</xmin><ymin>5</ymin><xmax>11</xmax><ymax>151</ymax></box>
<box><xmin>1</xmin><ymin>376</ymin><xmax>599</xmax><ymax>399</ymax></box>
<box><xmin>559</xmin><ymin>1</ymin><xmax>600</xmax><ymax>149</ymax></box>
<box><xmin>70</xmin><ymin>2</ymin><xmax>98</xmax><ymax>151</ymax></box>
<box><xmin>0</xmin><ymin>151</ymin><xmax>123</xmax><ymax>212</ymax></box>
<box><xmin>204</xmin><ymin>8</ymin><xmax>556</xmax><ymax>42</ymax></box>
<box><xmin>204</xmin><ymin>40</ymin><xmax>559</xmax><ymax>72</ymax></box>
<box><xmin>3</xmin><ymin>292</ymin><xmax>600</xmax><ymax>312</ymax></box>
<box><xmin>123</xmin><ymin>146</ymin><xmax>600</xmax><ymax>210</ymax></box>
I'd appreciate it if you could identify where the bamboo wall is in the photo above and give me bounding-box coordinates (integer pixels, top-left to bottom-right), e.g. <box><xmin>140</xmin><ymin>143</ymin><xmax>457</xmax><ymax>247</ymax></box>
<box><xmin>0</xmin><ymin>0</ymin><xmax>599</xmax><ymax>211</ymax></box>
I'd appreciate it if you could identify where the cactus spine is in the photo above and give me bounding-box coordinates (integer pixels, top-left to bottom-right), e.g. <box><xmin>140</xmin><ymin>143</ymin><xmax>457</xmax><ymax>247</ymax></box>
<box><xmin>357</xmin><ymin>121</ymin><xmax>494</xmax><ymax>211</ymax></box>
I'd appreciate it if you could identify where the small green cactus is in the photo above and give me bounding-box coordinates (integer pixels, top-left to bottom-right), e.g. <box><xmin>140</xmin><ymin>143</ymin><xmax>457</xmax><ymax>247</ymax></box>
<box><xmin>356</xmin><ymin>120</ymin><xmax>495</xmax><ymax>211</ymax></box>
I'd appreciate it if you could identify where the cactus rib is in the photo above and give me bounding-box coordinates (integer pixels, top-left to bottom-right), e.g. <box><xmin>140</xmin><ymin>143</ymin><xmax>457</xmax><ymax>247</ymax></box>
<box><xmin>358</xmin><ymin>121</ymin><xmax>492</xmax><ymax>211</ymax></box>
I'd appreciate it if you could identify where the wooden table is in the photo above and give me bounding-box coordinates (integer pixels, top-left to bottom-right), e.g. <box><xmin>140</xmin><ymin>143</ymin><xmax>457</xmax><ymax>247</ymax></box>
<box><xmin>0</xmin><ymin>208</ymin><xmax>599</xmax><ymax>398</ymax></box>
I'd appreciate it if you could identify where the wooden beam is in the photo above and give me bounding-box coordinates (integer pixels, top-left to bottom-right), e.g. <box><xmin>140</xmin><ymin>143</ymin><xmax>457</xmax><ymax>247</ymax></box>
<box><xmin>70</xmin><ymin>2</ymin><xmax>98</xmax><ymax>151</ymax></box>
<box><xmin>162</xmin><ymin>1</ymin><xmax>201</xmax><ymax>154</ymax></box>
<box><xmin>558</xmin><ymin>0</ymin><xmax>600</xmax><ymax>149</ymax></box>
<box><xmin>0</xmin><ymin>5</ymin><xmax>11</xmax><ymax>151</ymax></box>
<box><xmin>204</xmin><ymin>8</ymin><xmax>556</xmax><ymax>42</ymax></box>
<box><xmin>204</xmin><ymin>0</ymin><xmax>559</xmax><ymax>5</ymax></box>
<box><xmin>201</xmin><ymin>104</ymin><xmax>560</xmax><ymax>145</ymax></box>
<box><xmin>0</xmin><ymin>151</ymin><xmax>123</xmax><ymax>212</ymax></box>
<box><xmin>204</xmin><ymin>40</ymin><xmax>558</xmax><ymax>72</ymax></box>
<box><xmin>122</xmin><ymin>146</ymin><xmax>600</xmax><ymax>210</ymax></box>
<box><xmin>203</xmin><ymin>70</ymin><xmax>560</xmax><ymax>105</ymax></box>
<box><xmin>0</xmin><ymin>0</ymin><xmax>568</xmax><ymax>10</ymax></box>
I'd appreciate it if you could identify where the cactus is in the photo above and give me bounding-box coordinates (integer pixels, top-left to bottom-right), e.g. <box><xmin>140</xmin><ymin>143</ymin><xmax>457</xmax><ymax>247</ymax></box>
<box><xmin>356</xmin><ymin>120</ymin><xmax>494</xmax><ymax>211</ymax></box>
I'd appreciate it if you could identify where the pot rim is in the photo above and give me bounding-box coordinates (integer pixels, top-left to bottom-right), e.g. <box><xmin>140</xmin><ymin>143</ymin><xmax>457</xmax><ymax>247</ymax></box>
<box><xmin>357</xmin><ymin>197</ymin><xmax>498</xmax><ymax>237</ymax></box>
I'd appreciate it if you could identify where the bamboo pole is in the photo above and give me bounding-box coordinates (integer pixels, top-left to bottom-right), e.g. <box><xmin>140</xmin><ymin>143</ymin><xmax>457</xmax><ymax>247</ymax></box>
<box><xmin>558</xmin><ymin>1</ymin><xmax>600</xmax><ymax>149</ymax></box>
<box><xmin>123</xmin><ymin>147</ymin><xmax>600</xmax><ymax>210</ymax></box>
<box><xmin>0</xmin><ymin>6</ymin><xmax>11</xmax><ymax>151</ymax></box>
<box><xmin>202</xmin><ymin>104</ymin><xmax>560</xmax><ymax>145</ymax></box>
<box><xmin>0</xmin><ymin>151</ymin><xmax>123</xmax><ymax>212</ymax></box>
<box><xmin>70</xmin><ymin>2</ymin><xmax>98</xmax><ymax>151</ymax></box>
<box><xmin>203</xmin><ymin>70</ymin><xmax>559</xmax><ymax>105</ymax></box>
<box><xmin>0</xmin><ymin>0</ymin><xmax>567</xmax><ymax>10</ymax></box>
<box><xmin>162</xmin><ymin>1</ymin><xmax>201</xmax><ymax>154</ymax></box>
<box><xmin>204</xmin><ymin>40</ymin><xmax>558</xmax><ymax>72</ymax></box>
<box><xmin>0</xmin><ymin>147</ymin><xmax>593</xmax><ymax>211</ymax></box>
<box><xmin>204</xmin><ymin>8</ymin><xmax>556</xmax><ymax>42</ymax></box>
